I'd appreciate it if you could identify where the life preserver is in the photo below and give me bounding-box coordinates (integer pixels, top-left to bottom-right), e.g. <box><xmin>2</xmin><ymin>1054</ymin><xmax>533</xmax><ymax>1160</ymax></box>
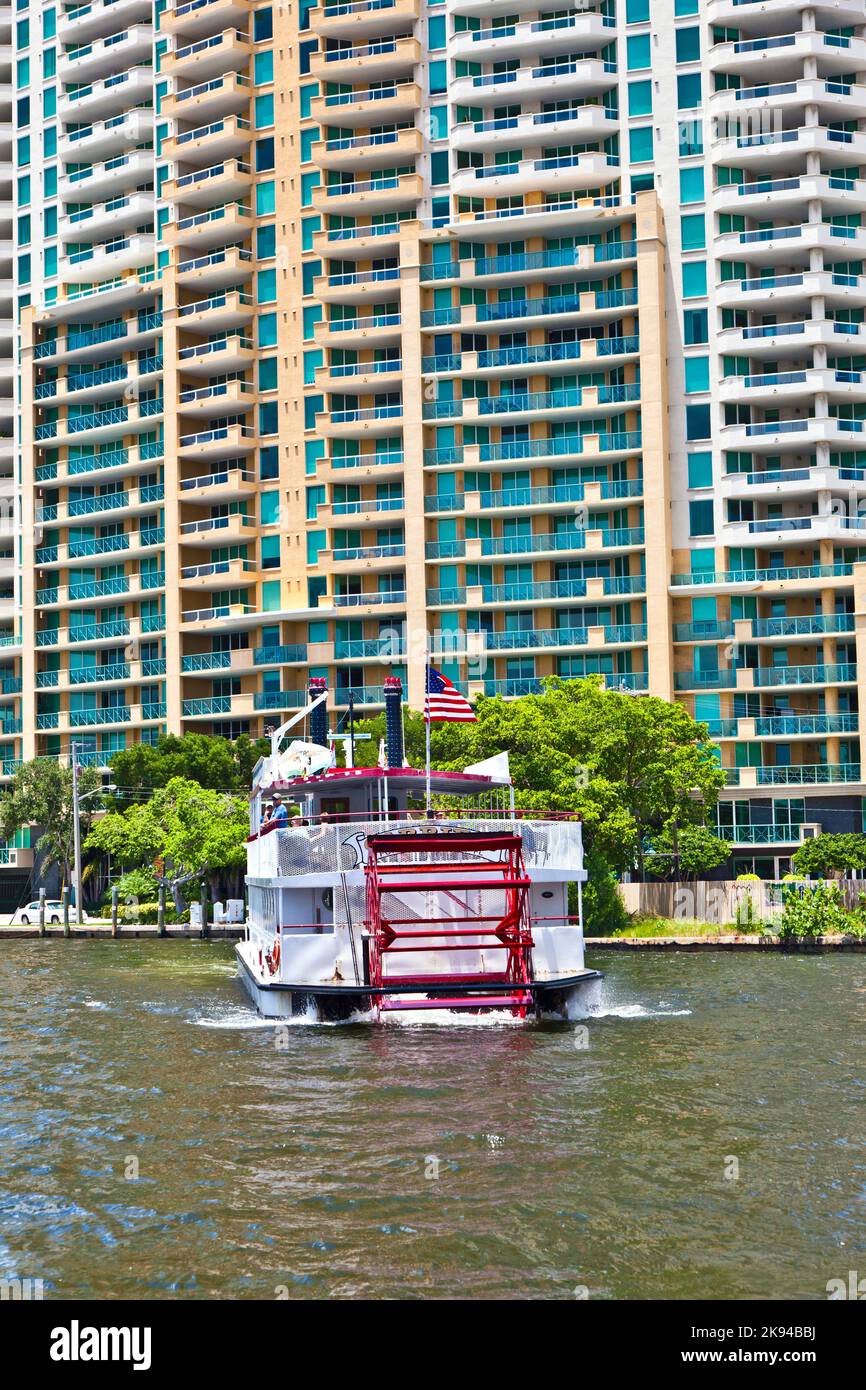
<box><xmin>266</xmin><ymin>937</ymin><xmax>281</xmax><ymax>976</ymax></box>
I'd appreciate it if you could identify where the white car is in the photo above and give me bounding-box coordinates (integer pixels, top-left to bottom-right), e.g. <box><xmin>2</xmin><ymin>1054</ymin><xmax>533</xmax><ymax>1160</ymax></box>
<box><xmin>12</xmin><ymin>900</ymin><xmax>65</xmax><ymax>925</ymax></box>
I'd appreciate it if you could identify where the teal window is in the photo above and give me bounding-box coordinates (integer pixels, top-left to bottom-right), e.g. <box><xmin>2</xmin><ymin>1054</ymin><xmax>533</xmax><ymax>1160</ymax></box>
<box><xmin>428</xmin><ymin>14</ymin><xmax>446</xmax><ymax>48</ymax></box>
<box><xmin>299</xmin><ymin>83</ymin><xmax>316</xmax><ymax>119</ymax></box>
<box><xmin>18</xmin><ymin>252</ymin><xmax>30</xmax><ymax>285</ymax></box>
<box><xmin>686</xmin><ymin>404</ymin><xmax>711</xmax><ymax>440</ymax></box>
<box><xmin>680</xmin><ymin>212</ymin><xmax>705</xmax><ymax>250</ymax></box>
<box><xmin>259</xmin><ymin>402</ymin><xmax>278</xmax><ymax>435</ymax></box>
<box><xmin>303</xmin><ymin>348</ymin><xmax>323</xmax><ymax>385</ymax></box>
<box><xmin>301</xmin><ymin>216</ymin><xmax>321</xmax><ymax>252</ymax></box>
<box><xmin>44</xmin><ymin>245</ymin><xmax>57</xmax><ymax>278</ymax></box>
<box><xmin>688</xmin><ymin>452</ymin><xmax>713</xmax><ymax>489</ymax></box>
<box><xmin>256</xmin><ymin>180</ymin><xmax>275</xmax><ymax>215</ymax></box>
<box><xmin>629</xmin><ymin>126</ymin><xmax>653</xmax><ymax>164</ymax></box>
<box><xmin>679</xmin><ymin>166</ymin><xmax>704</xmax><ymax>204</ymax></box>
<box><xmin>429</xmin><ymin>105</ymin><xmax>448</xmax><ymax>140</ymax></box>
<box><xmin>300</xmin><ymin>127</ymin><xmax>317</xmax><ymax>162</ymax></box>
<box><xmin>18</xmin><ymin>213</ymin><xmax>30</xmax><ymax>246</ymax></box>
<box><xmin>44</xmin><ymin>167</ymin><xmax>57</xmax><ymax>198</ymax></box>
<box><xmin>627</xmin><ymin>34</ymin><xmax>651</xmax><ymax>70</ymax></box>
<box><xmin>303</xmin><ymin>305</ymin><xmax>322</xmax><ymax>340</ymax></box>
<box><xmin>676</xmin><ymin>27</ymin><xmax>700</xmax><ymax>63</ymax></box>
<box><xmin>260</xmin><ymin>492</ymin><xmax>280</xmax><ymax>526</ymax></box>
<box><xmin>259</xmin><ymin>357</ymin><xmax>278</xmax><ymax>391</ymax></box>
<box><xmin>43</xmin><ymin>49</ymin><xmax>56</xmax><ymax>79</ymax></box>
<box><xmin>44</xmin><ymin>87</ymin><xmax>56</xmax><ymax>117</ymax></box>
<box><xmin>682</xmin><ymin>261</ymin><xmax>707</xmax><ymax>298</ymax></box>
<box><xmin>16</xmin><ymin>58</ymin><xmax>30</xmax><ymax>88</ymax></box>
<box><xmin>16</xmin><ymin>18</ymin><xmax>28</xmax><ymax>47</ymax></box>
<box><xmin>300</xmin><ymin>171</ymin><xmax>319</xmax><ymax>207</ymax></box>
<box><xmin>675</xmin><ymin>0</ymin><xmax>698</xmax><ymax>12</ymax></box>
<box><xmin>258</xmin><ymin>312</ymin><xmax>277</xmax><ymax>348</ymax></box>
<box><xmin>255</xmin><ymin>50</ymin><xmax>274</xmax><ymax>84</ymax></box>
<box><xmin>257</xmin><ymin>268</ymin><xmax>277</xmax><ymax>303</ymax></box>
<box><xmin>677</xmin><ymin>73</ymin><xmax>702</xmax><ymax>108</ymax></box>
<box><xmin>17</xmin><ymin>174</ymin><xmax>30</xmax><ymax>206</ymax></box>
<box><xmin>431</xmin><ymin>150</ymin><xmax>449</xmax><ymax>185</ymax></box>
<box><xmin>262</xmin><ymin>580</ymin><xmax>281</xmax><ymax>610</ymax></box>
<box><xmin>43</xmin><ymin>127</ymin><xmax>56</xmax><ymax>159</ymax></box>
<box><xmin>429</xmin><ymin>60</ymin><xmax>447</xmax><ymax>95</ymax></box>
<box><xmin>689</xmin><ymin>500</ymin><xmax>714</xmax><ymax>536</ymax></box>
<box><xmin>255</xmin><ymin>93</ymin><xmax>274</xmax><ymax>129</ymax></box>
<box><xmin>628</xmin><ymin>81</ymin><xmax>652</xmax><ymax>117</ymax></box>
<box><xmin>17</xmin><ymin>135</ymin><xmax>29</xmax><ymax>166</ymax></box>
<box><xmin>43</xmin><ymin>8</ymin><xmax>56</xmax><ymax>39</ymax></box>
<box><xmin>261</xmin><ymin>535</ymin><xmax>280</xmax><ymax>570</ymax></box>
<box><xmin>626</xmin><ymin>0</ymin><xmax>649</xmax><ymax>19</ymax></box>
<box><xmin>684</xmin><ymin>356</ymin><xmax>710</xmax><ymax>393</ymax></box>
<box><xmin>684</xmin><ymin>307</ymin><xmax>709</xmax><ymax>344</ymax></box>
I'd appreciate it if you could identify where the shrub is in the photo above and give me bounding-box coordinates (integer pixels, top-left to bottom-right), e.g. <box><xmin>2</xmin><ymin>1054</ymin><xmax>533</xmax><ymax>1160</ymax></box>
<box><xmin>575</xmin><ymin>846</ymin><xmax>629</xmax><ymax>936</ymax></box>
<box><xmin>778</xmin><ymin>883</ymin><xmax>851</xmax><ymax>939</ymax></box>
<box><xmin>115</xmin><ymin>900</ymin><xmax>182</xmax><ymax>925</ymax></box>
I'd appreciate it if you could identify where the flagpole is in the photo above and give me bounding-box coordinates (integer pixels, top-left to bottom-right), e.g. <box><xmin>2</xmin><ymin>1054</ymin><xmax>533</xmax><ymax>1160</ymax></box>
<box><xmin>424</xmin><ymin>655</ymin><xmax>432</xmax><ymax>816</ymax></box>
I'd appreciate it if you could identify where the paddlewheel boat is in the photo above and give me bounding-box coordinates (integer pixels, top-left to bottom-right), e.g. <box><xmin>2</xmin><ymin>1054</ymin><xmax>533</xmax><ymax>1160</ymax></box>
<box><xmin>237</xmin><ymin>678</ymin><xmax>602</xmax><ymax>1022</ymax></box>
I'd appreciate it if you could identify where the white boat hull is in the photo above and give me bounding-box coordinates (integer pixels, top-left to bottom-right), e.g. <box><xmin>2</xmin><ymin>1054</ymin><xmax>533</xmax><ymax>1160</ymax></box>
<box><xmin>236</xmin><ymin>941</ymin><xmax>603</xmax><ymax>1023</ymax></box>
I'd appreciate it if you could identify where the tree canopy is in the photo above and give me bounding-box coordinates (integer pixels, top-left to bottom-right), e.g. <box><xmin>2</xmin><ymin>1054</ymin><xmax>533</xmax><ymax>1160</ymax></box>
<box><xmin>107</xmin><ymin>732</ymin><xmax>268</xmax><ymax>803</ymax></box>
<box><xmin>354</xmin><ymin>676</ymin><xmax>725</xmax><ymax>871</ymax></box>
<box><xmin>0</xmin><ymin>758</ymin><xmax>102</xmax><ymax>881</ymax></box>
<box><xmin>646</xmin><ymin>824</ymin><xmax>732</xmax><ymax>880</ymax></box>
<box><xmin>791</xmin><ymin>832</ymin><xmax>866</xmax><ymax>879</ymax></box>
<box><xmin>85</xmin><ymin>776</ymin><xmax>249</xmax><ymax>907</ymax></box>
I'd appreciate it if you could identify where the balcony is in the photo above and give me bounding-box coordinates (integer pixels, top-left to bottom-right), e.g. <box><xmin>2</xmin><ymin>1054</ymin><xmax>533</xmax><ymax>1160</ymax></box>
<box><xmin>450</xmin><ymin>58</ymin><xmax>615</xmax><ymax>107</ymax></box>
<box><xmin>59</xmin><ymin>191</ymin><xmax>154</xmax><ymax>243</ymax></box>
<box><xmin>176</xmin><ymin>288</ymin><xmax>254</xmax><ymax>332</ymax></box>
<box><xmin>310</xmin><ymin>35</ymin><xmax>420</xmax><ymax>83</ymax></box>
<box><xmin>714</xmin><ymin>173</ymin><xmax>866</xmax><ymax>219</ymax></box>
<box><xmin>451</xmin><ymin>12</ymin><xmax>614</xmax><ymax>63</ymax></box>
<box><xmin>161</xmin><ymin>0</ymin><xmax>252</xmax><ymax>38</ymax></box>
<box><xmin>310</xmin><ymin>80</ymin><xmax>421</xmax><ymax>127</ymax></box>
<box><xmin>59</xmin><ymin>232</ymin><xmax>156</xmax><ymax>282</ymax></box>
<box><xmin>164</xmin><ymin>159</ymin><xmax>252</xmax><ymax>208</ymax></box>
<box><xmin>175</xmin><ymin>245</ymin><xmax>254</xmax><ymax>290</ymax></box>
<box><xmin>62</xmin><ymin>150</ymin><xmax>154</xmax><ymax>203</ymax></box>
<box><xmin>163</xmin><ymin>29</ymin><xmax>252</xmax><ymax>81</ymax></box>
<box><xmin>310</xmin><ymin>0</ymin><xmax>420</xmax><ymax>41</ymax></box>
<box><xmin>161</xmin><ymin>73</ymin><xmax>251</xmax><ymax>122</ymax></box>
<box><xmin>313</xmin><ymin>171</ymin><xmax>422</xmax><ymax>216</ymax></box>
<box><xmin>57</xmin><ymin>66</ymin><xmax>153</xmax><ymax>123</ymax></box>
<box><xmin>452</xmin><ymin>151</ymin><xmax>618</xmax><ymax>199</ymax></box>
<box><xmin>451</xmin><ymin>103</ymin><xmax>618</xmax><ymax>154</ymax></box>
<box><xmin>162</xmin><ymin>115</ymin><xmax>252</xmax><ymax>164</ymax></box>
<box><xmin>163</xmin><ymin>202</ymin><xmax>254</xmax><ymax>248</ymax></box>
<box><xmin>313</xmin><ymin>126</ymin><xmax>422</xmax><ymax>172</ymax></box>
<box><xmin>58</xmin><ymin>0</ymin><xmax>152</xmax><ymax>42</ymax></box>
<box><xmin>59</xmin><ymin>24</ymin><xmax>153</xmax><ymax>84</ymax></box>
<box><xmin>58</xmin><ymin>109</ymin><xmax>154</xmax><ymax>162</ymax></box>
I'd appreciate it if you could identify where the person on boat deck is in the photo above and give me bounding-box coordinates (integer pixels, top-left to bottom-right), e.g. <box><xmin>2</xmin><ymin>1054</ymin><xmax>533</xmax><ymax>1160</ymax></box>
<box><xmin>269</xmin><ymin>794</ymin><xmax>288</xmax><ymax>827</ymax></box>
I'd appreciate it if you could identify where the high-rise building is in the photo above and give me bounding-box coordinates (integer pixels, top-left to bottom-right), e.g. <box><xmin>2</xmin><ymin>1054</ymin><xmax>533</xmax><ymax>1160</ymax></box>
<box><xmin>9</xmin><ymin>0</ymin><xmax>866</xmax><ymax>879</ymax></box>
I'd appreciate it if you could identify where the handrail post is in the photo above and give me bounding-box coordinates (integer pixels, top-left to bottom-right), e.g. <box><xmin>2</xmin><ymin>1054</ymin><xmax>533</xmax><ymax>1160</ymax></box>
<box><xmin>111</xmin><ymin>887</ymin><xmax>119</xmax><ymax>939</ymax></box>
<box><xmin>158</xmin><ymin>882</ymin><xmax>166</xmax><ymax>938</ymax></box>
<box><xmin>38</xmin><ymin>888</ymin><xmax>46</xmax><ymax>937</ymax></box>
<box><xmin>62</xmin><ymin>885</ymin><xmax>70</xmax><ymax>937</ymax></box>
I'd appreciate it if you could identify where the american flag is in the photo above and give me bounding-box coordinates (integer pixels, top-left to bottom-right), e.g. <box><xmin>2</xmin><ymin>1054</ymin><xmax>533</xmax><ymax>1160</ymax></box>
<box><xmin>425</xmin><ymin>665</ymin><xmax>477</xmax><ymax>723</ymax></box>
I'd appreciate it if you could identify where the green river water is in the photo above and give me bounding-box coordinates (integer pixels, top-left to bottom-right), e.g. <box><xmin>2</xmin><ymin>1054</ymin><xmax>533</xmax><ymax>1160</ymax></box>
<box><xmin>0</xmin><ymin>940</ymin><xmax>862</xmax><ymax>1299</ymax></box>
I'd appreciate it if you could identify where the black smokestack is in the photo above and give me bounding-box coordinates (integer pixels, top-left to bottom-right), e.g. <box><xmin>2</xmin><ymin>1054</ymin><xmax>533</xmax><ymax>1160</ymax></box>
<box><xmin>384</xmin><ymin>677</ymin><xmax>404</xmax><ymax>769</ymax></box>
<box><xmin>308</xmin><ymin>676</ymin><xmax>328</xmax><ymax>749</ymax></box>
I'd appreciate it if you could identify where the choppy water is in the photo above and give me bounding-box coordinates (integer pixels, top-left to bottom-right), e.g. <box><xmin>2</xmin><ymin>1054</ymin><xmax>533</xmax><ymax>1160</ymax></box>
<box><xmin>0</xmin><ymin>940</ymin><xmax>863</xmax><ymax>1299</ymax></box>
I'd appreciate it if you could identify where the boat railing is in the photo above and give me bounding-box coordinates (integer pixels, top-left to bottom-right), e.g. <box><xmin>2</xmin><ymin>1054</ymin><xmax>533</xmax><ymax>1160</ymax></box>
<box><xmin>248</xmin><ymin>816</ymin><xmax>584</xmax><ymax>879</ymax></box>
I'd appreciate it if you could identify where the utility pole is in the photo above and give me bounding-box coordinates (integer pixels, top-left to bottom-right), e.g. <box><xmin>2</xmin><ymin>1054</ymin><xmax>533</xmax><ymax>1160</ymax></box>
<box><xmin>347</xmin><ymin>690</ymin><xmax>355</xmax><ymax>770</ymax></box>
<box><xmin>71</xmin><ymin>741</ymin><xmax>83</xmax><ymax>926</ymax></box>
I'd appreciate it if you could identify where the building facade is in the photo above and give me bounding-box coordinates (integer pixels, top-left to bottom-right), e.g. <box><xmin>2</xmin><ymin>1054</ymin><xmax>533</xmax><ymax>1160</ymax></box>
<box><xmin>7</xmin><ymin>0</ymin><xmax>866</xmax><ymax>876</ymax></box>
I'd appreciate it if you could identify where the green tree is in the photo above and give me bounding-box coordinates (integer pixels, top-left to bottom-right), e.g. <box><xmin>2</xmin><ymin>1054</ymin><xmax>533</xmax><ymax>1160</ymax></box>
<box><xmin>107</xmin><ymin>732</ymin><xmax>268</xmax><ymax>803</ymax></box>
<box><xmin>361</xmin><ymin>677</ymin><xmax>723</xmax><ymax>872</ymax></box>
<box><xmin>791</xmin><ymin>832</ymin><xmax>866</xmax><ymax>880</ymax></box>
<box><xmin>0</xmin><ymin>758</ymin><xmax>102</xmax><ymax>891</ymax></box>
<box><xmin>85</xmin><ymin>776</ymin><xmax>249</xmax><ymax>909</ymax></box>
<box><xmin>646</xmin><ymin>824</ymin><xmax>732</xmax><ymax>880</ymax></box>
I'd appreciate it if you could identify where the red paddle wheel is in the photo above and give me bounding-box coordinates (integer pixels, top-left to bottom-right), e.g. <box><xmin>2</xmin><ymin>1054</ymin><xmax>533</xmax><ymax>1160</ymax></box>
<box><xmin>364</xmin><ymin>829</ymin><xmax>535</xmax><ymax>1018</ymax></box>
